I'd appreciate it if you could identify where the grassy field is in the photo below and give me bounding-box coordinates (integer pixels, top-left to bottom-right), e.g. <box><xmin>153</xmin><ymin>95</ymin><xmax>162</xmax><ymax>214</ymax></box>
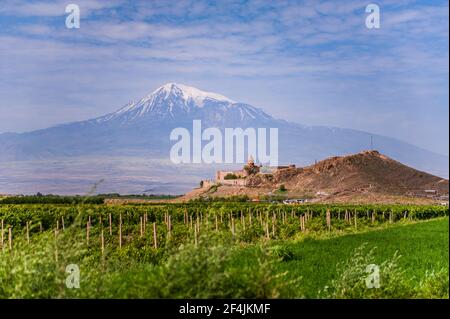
<box><xmin>0</xmin><ymin>203</ymin><xmax>448</xmax><ymax>299</ymax></box>
<box><xmin>232</xmin><ymin>217</ymin><xmax>449</xmax><ymax>297</ymax></box>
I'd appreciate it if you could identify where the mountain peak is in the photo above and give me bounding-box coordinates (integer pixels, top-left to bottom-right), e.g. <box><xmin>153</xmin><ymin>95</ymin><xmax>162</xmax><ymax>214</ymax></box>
<box><xmin>97</xmin><ymin>82</ymin><xmax>271</xmax><ymax>124</ymax></box>
<box><xmin>151</xmin><ymin>83</ymin><xmax>235</xmax><ymax>106</ymax></box>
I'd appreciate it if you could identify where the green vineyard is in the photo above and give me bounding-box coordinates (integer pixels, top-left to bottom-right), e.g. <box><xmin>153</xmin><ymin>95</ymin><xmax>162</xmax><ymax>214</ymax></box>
<box><xmin>0</xmin><ymin>202</ymin><xmax>448</xmax><ymax>298</ymax></box>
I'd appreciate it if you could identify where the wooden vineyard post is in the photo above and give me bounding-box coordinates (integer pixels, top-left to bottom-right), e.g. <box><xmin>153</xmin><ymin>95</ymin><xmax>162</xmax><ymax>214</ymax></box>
<box><xmin>354</xmin><ymin>211</ymin><xmax>357</xmax><ymax>229</ymax></box>
<box><xmin>144</xmin><ymin>213</ymin><xmax>147</xmax><ymax>234</ymax></box>
<box><xmin>196</xmin><ymin>217</ymin><xmax>200</xmax><ymax>234</ymax></box>
<box><xmin>166</xmin><ymin>215</ymin><xmax>169</xmax><ymax>233</ymax></box>
<box><xmin>194</xmin><ymin>224</ymin><xmax>198</xmax><ymax>247</ymax></box>
<box><xmin>326</xmin><ymin>209</ymin><xmax>331</xmax><ymax>231</ymax></box>
<box><xmin>26</xmin><ymin>221</ymin><xmax>30</xmax><ymax>245</ymax></box>
<box><xmin>1</xmin><ymin>219</ymin><xmax>3</xmax><ymax>252</ymax></box>
<box><xmin>272</xmin><ymin>213</ymin><xmax>276</xmax><ymax>237</ymax></box>
<box><xmin>140</xmin><ymin>216</ymin><xmax>143</xmax><ymax>238</ymax></box>
<box><xmin>86</xmin><ymin>222</ymin><xmax>90</xmax><ymax>246</ymax></box>
<box><xmin>8</xmin><ymin>227</ymin><xmax>12</xmax><ymax>251</ymax></box>
<box><xmin>231</xmin><ymin>217</ymin><xmax>235</xmax><ymax>237</ymax></box>
<box><xmin>168</xmin><ymin>215</ymin><xmax>172</xmax><ymax>238</ymax></box>
<box><xmin>389</xmin><ymin>211</ymin><xmax>393</xmax><ymax>224</ymax></box>
<box><xmin>101</xmin><ymin>230</ymin><xmax>105</xmax><ymax>257</ymax></box>
<box><xmin>265</xmin><ymin>223</ymin><xmax>270</xmax><ymax>240</ymax></box>
<box><xmin>215</xmin><ymin>215</ymin><xmax>218</xmax><ymax>232</ymax></box>
<box><xmin>119</xmin><ymin>213</ymin><xmax>122</xmax><ymax>249</ymax></box>
<box><xmin>40</xmin><ymin>222</ymin><xmax>43</xmax><ymax>233</ymax></box>
<box><xmin>372</xmin><ymin>211</ymin><xmax>376</xmax><ymax>224</ymax></box>
<box><xmin>153</xmin><ymin>222</ymin><xmax>157</xmax><ymax>249</ymax></box>
<box><xmin>109</xmin><ymin>213</ymin><xmax>112</xmax><ymax>236</ymax></box>
<box><xmin>195</xmin><ymin>211</ymin><xmax>198</xmax><ymax>227</ymax></box>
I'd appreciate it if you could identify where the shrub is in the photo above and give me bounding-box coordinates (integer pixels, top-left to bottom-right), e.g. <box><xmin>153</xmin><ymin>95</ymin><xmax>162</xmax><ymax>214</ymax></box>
<box><xmin>323</xmin><ymin>244</ymin><xmax>413</xmax><ymax>298</ymax></box>
<box><xmin>416</xmin><ymin>269</ymin><xmax>449</xmax><ymax>298</ymax></box>
<box><xmin>243</xmin><ymin>164</ymin><xmax>260</xmax><ymax>176</ymax></box>
<box><xmin>149</xmin><ymin>233</ymin><xmax>293</xmax><ymax>298</ymax></box>
<box><xmin>224</xmin><ymin>173</ymin><xmax>238</xmax><ymax>180</ymax></box>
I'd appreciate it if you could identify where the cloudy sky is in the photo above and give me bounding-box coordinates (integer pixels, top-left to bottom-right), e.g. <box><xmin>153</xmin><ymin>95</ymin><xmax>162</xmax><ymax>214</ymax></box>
<box><xmin>0</xmin><ymin>0</ymin><xmax>448</xmax><ymax>155</ymax></box>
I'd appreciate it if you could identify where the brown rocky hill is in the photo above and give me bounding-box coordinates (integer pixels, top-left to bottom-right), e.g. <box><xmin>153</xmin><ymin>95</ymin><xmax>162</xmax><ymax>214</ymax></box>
<box><xmin>254</xmin><ymin>150</ymin><xmax>447</xmax><ymax>194</ymax></box>
<box><xmin>182</xmin><ymin>150</ymin><xmax>449</xmax><ymax>203</ymax></box>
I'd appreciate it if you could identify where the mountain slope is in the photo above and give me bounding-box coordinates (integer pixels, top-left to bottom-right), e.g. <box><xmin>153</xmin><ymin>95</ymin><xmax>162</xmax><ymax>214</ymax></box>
<box><xmin>0</xmin><ymin>83</ymin><xmax>448</xmax><ymax>186</ymax></box>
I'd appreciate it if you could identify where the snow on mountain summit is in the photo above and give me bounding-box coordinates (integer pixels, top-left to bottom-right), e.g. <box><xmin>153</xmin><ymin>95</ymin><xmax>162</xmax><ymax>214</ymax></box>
<box><xmin>153</xmin><ymin>83</ymin><xmax>235</xmax><ymax>106</ymax></box>
<box><xmin>96</xmin><ymin>83</ymin><xmax>272</xmax><ymax>124</ymax></box>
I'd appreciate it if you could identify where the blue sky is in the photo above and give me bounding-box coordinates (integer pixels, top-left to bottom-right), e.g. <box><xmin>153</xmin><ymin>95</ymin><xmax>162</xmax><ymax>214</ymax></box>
<box><xmin>0</xmin><ymin>0</ymin><xmax>448</xmax><ymax>155</ymax></box>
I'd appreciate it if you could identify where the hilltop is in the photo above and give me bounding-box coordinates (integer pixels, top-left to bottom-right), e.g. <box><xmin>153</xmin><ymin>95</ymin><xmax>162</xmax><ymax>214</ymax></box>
<box><xmin>182</xmin><ymin>151</ymin><xmax>449</xmax><ymax>204</ymax></box>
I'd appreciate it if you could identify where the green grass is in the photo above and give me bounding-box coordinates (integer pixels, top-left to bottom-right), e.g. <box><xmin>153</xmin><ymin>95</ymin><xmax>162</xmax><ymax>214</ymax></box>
<box><xmin>231</xmin><ymin>217</ymin><xmax>449</xmax><ymax>297</ymax></box>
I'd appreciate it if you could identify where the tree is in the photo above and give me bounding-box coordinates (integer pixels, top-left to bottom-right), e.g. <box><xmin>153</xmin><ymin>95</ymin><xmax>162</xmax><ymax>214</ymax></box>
<box><xmin>244</xmin><ymin>164</ymin><xmax>260</xmax><ymax>176</ymax></box>
<box><xmin>224</xmin><ymin>173</ymin><xmax>238</xmax><ymax>180</ymax></box>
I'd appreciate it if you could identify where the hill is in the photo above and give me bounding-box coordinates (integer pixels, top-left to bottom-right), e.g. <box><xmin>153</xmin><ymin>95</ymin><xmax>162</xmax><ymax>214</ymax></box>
<box><xmin>183</xmin><ymin>151</ymin><xmax>449</xmax><ymax>204</ymax></box>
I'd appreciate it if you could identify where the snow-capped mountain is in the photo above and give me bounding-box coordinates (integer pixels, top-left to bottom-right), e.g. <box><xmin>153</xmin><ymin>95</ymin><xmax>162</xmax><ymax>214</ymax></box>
<box><xmin>94</xmin><ymin>83</ymin><xmax>273</xmax><ymax>126</ymax></box>
<box><xmin>0</xmin><ymin>83</ymin><xmax>448</xmax><ymax>193</ymax></box>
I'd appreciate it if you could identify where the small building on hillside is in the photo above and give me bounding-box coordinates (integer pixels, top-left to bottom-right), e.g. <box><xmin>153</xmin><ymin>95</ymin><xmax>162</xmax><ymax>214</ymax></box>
<box><xmin>200</xmin><ymin>156</ymin><xmax>297</xmax><ymax>188</ymax></box>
